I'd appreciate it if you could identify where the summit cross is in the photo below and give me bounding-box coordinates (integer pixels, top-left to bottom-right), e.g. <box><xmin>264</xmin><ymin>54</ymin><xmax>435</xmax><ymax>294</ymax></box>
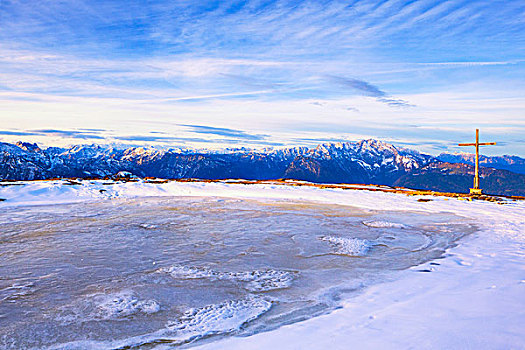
<box><xmin>458</xmin><ymin>129</ymin><xmax>496</xmax><ymax>195</ymax></box>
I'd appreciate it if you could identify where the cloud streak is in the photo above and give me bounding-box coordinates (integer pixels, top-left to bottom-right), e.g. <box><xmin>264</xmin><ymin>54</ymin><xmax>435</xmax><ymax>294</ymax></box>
<box><xmin>328</xmin><ymin>76</ymin><xmax>414</xmax><ymax>107</ymax></box>
<box><xmin>32</xmin><ymin>129</ymin><xmax>106</xmax><ymax>140</ymax></box>
<box><xmin>0</xmin><ymin>129</ymin><xmax>107</xmax><ymax>140</ymax></box>
<box><xmin>0</xmin><ymin>130</ymin><xmax>40</xmax><ymax>136</ymax></box>
<box><xmin>180</xmin><ymin>125</ymin><xmax>268</xmax><ymax>140</ymax></box>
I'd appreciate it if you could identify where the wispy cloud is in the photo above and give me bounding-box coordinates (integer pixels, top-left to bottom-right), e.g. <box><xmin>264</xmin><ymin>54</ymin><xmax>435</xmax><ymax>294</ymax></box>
<box><xmin>0</xmin><ymin>128</ymin><xmax>107</xmax><ymax>140</ymax></box>
<box><xmin>180</xmin><ymin>124</ymin><xmax>268</xmax><ymax>140</ymax></box>
<box><xmin>0</xmin><ymin>130</ymin><xmax>40</xmax><ymax>136</ymax></box>
<box><xmin>32</xmin><ymin>129</ymin><xmax>106</xmax><ymax>140</ymax></box>
<box><xmin>418</xmin><ymin>60</ymin><xmax>525</xmax><ymax>67</ymax></box>
<box><xmin>113</xmin><ymin>134</ymin><xmax>283</xmax><ymax>147</ymax></box>
<box><xmin>113</xmin><ymin>135</ymin><xmax>211</xmax><ymax>143</ymax></box>
<box><xmin>328</xmin><ymin>76</ymin><xmax>414</xmax><ymax>107</ymax></box>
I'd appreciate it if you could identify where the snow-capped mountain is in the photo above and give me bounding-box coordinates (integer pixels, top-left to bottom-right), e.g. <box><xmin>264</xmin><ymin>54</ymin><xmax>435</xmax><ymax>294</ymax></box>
<box><xmin>1</xmin><ymin>140</ymin><xmax>524</xmax><ymax>195</ymax></box>
<box><xmin>284</xmin><ymin>140</ymin><xmax>432</xmax><ymax>184</ymax></box>
<box><xmin>0</xmin><ymin>140</ymin><xmax>430</xmax><ymax>182</ymax></box>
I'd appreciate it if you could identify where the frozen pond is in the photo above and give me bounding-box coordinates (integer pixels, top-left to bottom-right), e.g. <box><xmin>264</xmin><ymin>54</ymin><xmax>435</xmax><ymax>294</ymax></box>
<box><xmin>0</xmin><ymin>197</ymin><xmax>476</xmax><ymax>349</ymax></box>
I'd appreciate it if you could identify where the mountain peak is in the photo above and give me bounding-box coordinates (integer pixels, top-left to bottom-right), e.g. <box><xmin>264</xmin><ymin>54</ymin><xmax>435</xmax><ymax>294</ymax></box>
<box><xmin>15</xmin><ymin>141</ymin><xmax>41</xmax><ymax>153</ymax></box>
<box><xmin>356</xmin><ymin>139</ymin><xmax>397</xmax><ymax>153</ymax></box>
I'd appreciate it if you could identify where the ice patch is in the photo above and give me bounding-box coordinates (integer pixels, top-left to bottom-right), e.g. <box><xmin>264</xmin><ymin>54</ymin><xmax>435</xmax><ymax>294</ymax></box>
<box><xmin>319</xmin><ymin>236</ymin><xmax>371</xmax><ymax>256</ymax></box>
<box><xmin>362</xmin><ymin>220</ymin><xmax>406</xmax><ymax>229</ymax></box>
<box><xmin>50</xmin><ymin>297</ymin><xmax>271</xmax><ymax>349</ymax></box>
<box><xmin>57</xmin><ymin>290</ymin><xmax>160</xmax><ymax>323</ymax></box>
<box><xmin>94</xmin><ymin>292</ymin><xmax>160</xmax><ymax>318</ymax></box>
<box><xmin>160</xmin><ymin>265</ymin><xmax>218</xmax><ymax>279</ymax></box>
<box><xmin>235</xmin><ymin>270</ymin><xmax>295</xmax><ymax>292</ymax></box>
<box><xmin>139</xmin><ymin>223</ymin><xmax>158</xmax><ymax>229</ymax></box>
<box><xmin>158</xmin><ymin>265</ymin><xmax>295</xmax><ymax>292</ymax></box>
<box><xmin>168</xmin><ymin>297</ymin><xmax>272</xmax><ymax>336</ymax></box>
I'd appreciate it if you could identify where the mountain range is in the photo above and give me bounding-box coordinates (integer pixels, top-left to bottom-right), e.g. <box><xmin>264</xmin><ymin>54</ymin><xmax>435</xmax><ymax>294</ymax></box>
<box><xmin>1</xmin><ymin>140</ymin><xmax>524</xmax><ymax>196</ymax></box>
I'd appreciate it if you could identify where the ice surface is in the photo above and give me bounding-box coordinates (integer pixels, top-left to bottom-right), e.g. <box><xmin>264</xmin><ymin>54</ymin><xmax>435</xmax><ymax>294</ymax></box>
<box><xmin>168</xmin><ymin>297</ymin><xmax>272</xmax><ymax>336</ymax></box>
<box><xmin>93</xmin><ymin>292</ymin><xmax>160</xmax><ymax>319</ymax></box>
<box><xmin>159</xmin><ymin>265</ymin><xmax>296</xmax><ymax>292</ymax></box>
<box><xmin>237</xmin><ymin>270</ymin><xmax>296</xmax><ymax>293</ymax></box>
<box><xmin>0</xmin><ymin>282</ymin><xmax>35</xmax><ymax>303</ymax></box>
<box><xmin>318</xmin><ymin>236</ymin><xmax>371</xmax><ymax>256</ymax></box>
<box><xmin>0</xmin><ymin>192</ymin><xmax>477</xmax><ymax>349</ymax></box>
<box><xmin>158</xmin><ymin>265</ymin><xmax>218</xmax><ymax>279</ymax></box>
<box><xmin>139</xmin><ymin>223</ymin><xmax>158</xmax><ymax>229</ymax></box>
<box><xmin>50</xmin><ymin>297</ymin><xmax>271</xmax><ymax>349</ymax></box>
<box><xmin>362</xmin><ymin>220</ymin><xmax>406</xmax><ymax>228</ymax></box>
<box><xmin>57</xmin><ymin>291</ymin><xmax>160</xmax><ymax>323</ymax></box>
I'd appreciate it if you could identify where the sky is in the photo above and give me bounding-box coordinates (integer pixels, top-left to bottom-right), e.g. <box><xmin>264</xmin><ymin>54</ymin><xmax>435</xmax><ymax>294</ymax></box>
<box><xmin>0</xmin><ymin>0</ymin><xmax>524</xmax><ymax>156</ymax></box>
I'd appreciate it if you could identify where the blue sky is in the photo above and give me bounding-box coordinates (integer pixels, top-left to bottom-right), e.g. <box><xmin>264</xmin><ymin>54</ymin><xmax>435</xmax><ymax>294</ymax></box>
<box><xmin>0</xmin><ymin>0</ymin><xmax>524</xmax><ymax>155</ymax></box>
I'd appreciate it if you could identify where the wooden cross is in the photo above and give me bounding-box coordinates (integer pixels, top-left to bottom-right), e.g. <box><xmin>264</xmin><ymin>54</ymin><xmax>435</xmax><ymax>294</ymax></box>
<box><xmin>458</xmin><ymin>129</ymin><xmax>496</xmax><ymax>195</ymax></box>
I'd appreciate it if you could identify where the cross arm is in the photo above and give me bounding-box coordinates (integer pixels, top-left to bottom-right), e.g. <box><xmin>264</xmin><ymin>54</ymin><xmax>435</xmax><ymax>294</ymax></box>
<box><xmin>458</xmin><ymin>142</ymin><xmax>497</xmax><ymax>146</ymax></box>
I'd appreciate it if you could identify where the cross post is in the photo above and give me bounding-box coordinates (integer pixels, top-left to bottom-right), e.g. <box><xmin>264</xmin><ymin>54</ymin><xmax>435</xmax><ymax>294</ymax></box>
<box><xmin>458</xmin><ymin>129</ymin><xmax>496</xmax><ymax>195</ymax></box>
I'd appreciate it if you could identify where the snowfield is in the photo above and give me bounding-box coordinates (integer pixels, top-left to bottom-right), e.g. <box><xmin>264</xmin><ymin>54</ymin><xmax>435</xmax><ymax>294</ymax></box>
<box><xmin>1</xmin><ymin>179</ymin><xmax>524</xmax><ymax>349</ymax></box>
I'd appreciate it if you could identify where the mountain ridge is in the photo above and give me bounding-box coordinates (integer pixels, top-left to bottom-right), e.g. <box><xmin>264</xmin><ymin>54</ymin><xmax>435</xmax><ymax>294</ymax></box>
<box><xmin>1</xmin><ymin>140</ymin><xmax>524</xmax><ymax>196</ymax></box>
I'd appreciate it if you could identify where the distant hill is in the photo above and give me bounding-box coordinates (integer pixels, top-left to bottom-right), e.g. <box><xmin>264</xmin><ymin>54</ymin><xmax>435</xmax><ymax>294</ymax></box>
<box><xmin>438</xmin><ymin>153</ymin><xmax>525</xmax><ymax>175</ymax></box>
<box><xmin>394</xmin><ymin>162</ymin><xmax>525</xmax><ymax>196</ymax></box>
<box><xmin>1</xmin><ymin>140</ymin><xmax>524</xmax><ymax>196</ymax></box>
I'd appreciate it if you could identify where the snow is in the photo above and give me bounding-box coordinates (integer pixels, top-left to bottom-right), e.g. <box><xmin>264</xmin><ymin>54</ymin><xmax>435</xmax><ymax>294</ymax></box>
<box><xmin>1</xmin><ymin>179</ymin><xmax>524</xmax><ymax>349</ymax></box>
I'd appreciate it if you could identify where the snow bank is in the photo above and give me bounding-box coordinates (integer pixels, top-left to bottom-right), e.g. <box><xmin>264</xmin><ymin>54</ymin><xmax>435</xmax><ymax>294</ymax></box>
<box><xmin>1</xmin><ymin>179</ymin><xmax>524</xmax><ymax>349</ymax></box>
